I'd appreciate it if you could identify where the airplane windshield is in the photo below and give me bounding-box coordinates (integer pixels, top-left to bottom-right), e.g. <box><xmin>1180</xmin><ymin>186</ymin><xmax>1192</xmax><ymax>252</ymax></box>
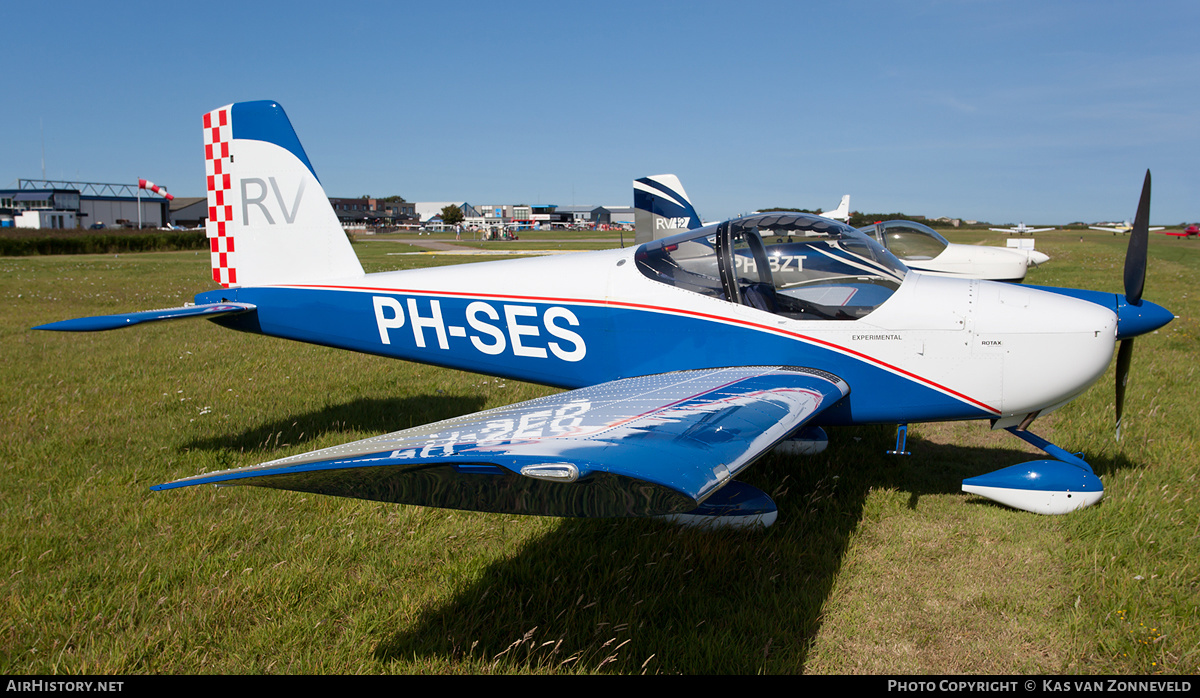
<box><xmin>636</xmin><ymin>212</ymin><xmax>907</xmax><ymax>320</ymax></box>
<box><xmin>858</xmin><ymin>220</ymin><xmax>949</xmax><ymax>261</ymax></box>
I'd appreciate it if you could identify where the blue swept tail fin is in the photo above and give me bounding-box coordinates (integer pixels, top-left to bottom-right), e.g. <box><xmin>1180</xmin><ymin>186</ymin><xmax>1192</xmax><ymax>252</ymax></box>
<box><xmin>633</xmin><ymin>174</ymin><xmax>702</xmax><ymax>244</ymax></box>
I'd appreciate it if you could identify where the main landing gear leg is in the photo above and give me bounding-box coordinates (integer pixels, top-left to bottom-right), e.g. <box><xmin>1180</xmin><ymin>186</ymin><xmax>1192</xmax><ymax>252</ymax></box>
<box><xmin>888</xmin><ymin>423</ymin><xmax>911</xmax><ymax>456</ymax></box>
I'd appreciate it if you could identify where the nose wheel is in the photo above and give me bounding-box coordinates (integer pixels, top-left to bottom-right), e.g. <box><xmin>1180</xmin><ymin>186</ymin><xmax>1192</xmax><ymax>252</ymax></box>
<box><xmin>961</xmin><ymin>427</ymin><xmax>1102</xmax><ymax>515</ymax></box>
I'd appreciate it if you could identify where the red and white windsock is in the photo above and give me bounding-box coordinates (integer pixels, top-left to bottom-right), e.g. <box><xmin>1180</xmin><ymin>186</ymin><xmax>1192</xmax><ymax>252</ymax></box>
<box><xmin>138</xmin><ymin>178</ymin><xmax>175</xmax><ymax>201</ymax></box>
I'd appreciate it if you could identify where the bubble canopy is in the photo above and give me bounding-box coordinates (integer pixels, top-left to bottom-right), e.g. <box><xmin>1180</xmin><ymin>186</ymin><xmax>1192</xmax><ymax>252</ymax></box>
<box><xmin>635</xmin><ymin>212</ymin><xmax>909</xmax><ymax>321</ymax></box>
<box><xmin>857</xmin><ymin>219</ymin><xmax>951</xmax><ymax>261</ymax></box>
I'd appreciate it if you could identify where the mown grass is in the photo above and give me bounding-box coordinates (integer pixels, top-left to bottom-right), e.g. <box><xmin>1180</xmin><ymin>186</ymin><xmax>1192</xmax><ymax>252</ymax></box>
<box><xmin>1</xmin><ymin>230</ymin><xmax>1196</xmax><ymax>674</ymax></box>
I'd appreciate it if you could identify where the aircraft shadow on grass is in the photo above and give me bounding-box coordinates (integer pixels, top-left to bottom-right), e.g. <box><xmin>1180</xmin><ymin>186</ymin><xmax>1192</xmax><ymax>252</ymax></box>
<box><xmin>358</xmin><ymin>424</ymin><xmax>1136</xmax><ymax>673</ymax></box>
<box><xmin>177</xmin><ymin>389</ymin><xmax>1136</xmax><ymax>672</ymax></box>
<box><xmin>170</xmin><ymin>389</ymin><xmax>1132</xmax><ymax>672</ymax></box>
<box><xmin>181</xmin><ymin>394</ymin><xmax>489</xmax><ymax>455</ymax></box>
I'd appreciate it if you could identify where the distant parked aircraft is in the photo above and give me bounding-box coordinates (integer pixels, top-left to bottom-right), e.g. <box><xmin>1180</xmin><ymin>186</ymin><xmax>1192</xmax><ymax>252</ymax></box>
<box><xmin>1162</xmin><ymin>224</ymin><xmax>1199</xmax><ymax>238</ymax></box>
<box><xmin>990</xmin><ymin>222</ymin><xmax>1055</xmax><ymax>235</ymax></box>
<box><xmin>1090</xmin><ymin>220</ymin><xmax>1165</xmax><ymax>235</ymax></box>
<box><xmin>821</xmin><ymin>195</ymin><xmax>850</xmax><ymax>222</ymax></box>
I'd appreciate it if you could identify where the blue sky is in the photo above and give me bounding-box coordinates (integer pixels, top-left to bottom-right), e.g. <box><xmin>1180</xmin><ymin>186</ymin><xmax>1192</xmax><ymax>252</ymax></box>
<box><xmin>5</xmin><ymin>0</ymin><xmax>1198</xmax><ymax>225</ymax></box>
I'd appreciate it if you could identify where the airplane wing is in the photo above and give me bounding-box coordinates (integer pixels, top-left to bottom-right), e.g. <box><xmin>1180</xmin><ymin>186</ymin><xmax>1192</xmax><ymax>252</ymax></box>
<box><xmin>34</xmin><ymin>302</ymin><xmax>256</xmax><ymax>332</ymax></box>
<box><xmin>1091</xmin><ymin>226</ymin><xmax>1162</xmax><ymax>234</ymax></box>
<box><xmin>154</xmin><ymin>366</ymin><xmax>849</xmax><ymax>518</ymax></box>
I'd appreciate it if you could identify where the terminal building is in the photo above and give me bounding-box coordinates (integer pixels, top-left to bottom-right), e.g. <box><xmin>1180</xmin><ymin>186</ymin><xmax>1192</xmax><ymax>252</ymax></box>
<box><xmin>329</xmin><ymin>197</ymin><xmax>417</xmax><ymax>227</ymax></box>
<box><xmin>549</xmin><ymin>205</ymin><xmax>634</xmax><ymax>229</ymax></box>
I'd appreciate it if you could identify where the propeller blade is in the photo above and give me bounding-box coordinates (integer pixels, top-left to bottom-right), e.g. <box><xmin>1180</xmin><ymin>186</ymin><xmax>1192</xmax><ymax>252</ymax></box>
<box><xmin>1115</xmin><ymin>338</ymin><xmax>1135</xmax><ymax>440</ymax></box>
<box><xmin>1123</xmin><ymin>170</ymin><xmax>1151</xmax><ymax>305</ymax></box>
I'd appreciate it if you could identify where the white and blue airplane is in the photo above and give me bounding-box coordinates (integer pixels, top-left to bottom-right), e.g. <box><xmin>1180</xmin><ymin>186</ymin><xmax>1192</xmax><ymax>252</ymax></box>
<box><xmin>632</xmin><ymin>177</ymin><xmax>847</xmax><ymax>242</ymax></box>
<box><xmin>633</xmin><ymin>174</ymin><xmax>704</xmax><ymax>244</ymax></box>
<box><xmin>36</xmin><ymin>101</ymin><xmax>1174</xmax><ymax>526</ymax></box>
<box><xmin>635</xmin><ymin>175</ymin><xmax>1050</xmax><ymax>282</ymax></box>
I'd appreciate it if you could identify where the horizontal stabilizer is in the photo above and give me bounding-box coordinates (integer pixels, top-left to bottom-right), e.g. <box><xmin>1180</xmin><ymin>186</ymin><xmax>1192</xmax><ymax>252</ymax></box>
<box><xmin>34</xmin><ymin>302</ymin><xmax>257</xmax><ymax>332</ymax></box>
<box><xmin>155</xmin><ymin>366</ymin><xmax>848</xmax><ymax>518</ymax></box>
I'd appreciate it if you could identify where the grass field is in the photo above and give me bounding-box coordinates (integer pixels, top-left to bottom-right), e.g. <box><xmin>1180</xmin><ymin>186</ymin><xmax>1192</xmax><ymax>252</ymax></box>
<box><xmin>2</xmin><ymin>229</ymin><xmax>1197</xmax><ymax>674</ymax></box>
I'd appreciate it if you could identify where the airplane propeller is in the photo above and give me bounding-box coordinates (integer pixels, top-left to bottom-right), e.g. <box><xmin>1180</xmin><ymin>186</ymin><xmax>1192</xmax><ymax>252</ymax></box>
<box><xmin>1115</xmin><ymin>170</ymin><xmax>1152</xmax><ymax>440</ymax></box>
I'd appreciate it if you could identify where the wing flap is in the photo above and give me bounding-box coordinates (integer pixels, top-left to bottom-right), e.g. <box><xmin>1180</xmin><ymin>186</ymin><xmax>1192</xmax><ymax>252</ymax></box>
<box><xmin>34</xmin><ymin>302</ymin><xmax>257</xmax><ymax>332</ymax></box>
<box><xmin>154</xmin><ymin>366</ymin><xmax>849</xmax><ymax>517</ymax></box>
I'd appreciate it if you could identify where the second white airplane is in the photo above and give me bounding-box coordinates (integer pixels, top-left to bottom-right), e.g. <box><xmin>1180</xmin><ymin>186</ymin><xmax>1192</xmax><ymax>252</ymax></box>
<box><xmin>858</xmin><ymin>220</ymin><xmax>1050</xmax><ymax>282</ymax></box>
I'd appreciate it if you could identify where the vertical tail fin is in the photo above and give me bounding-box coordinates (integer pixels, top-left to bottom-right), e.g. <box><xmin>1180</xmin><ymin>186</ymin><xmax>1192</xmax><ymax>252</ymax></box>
<box><xmin>822</xmin><ymin>195</ymin><xmax>850</xmax><ymax>222</ymax></box>
<box><xmin>633</xmin><ymin>174</ymin><xmax>702</xmax><ymax>244</ymax></box>
<box><xmin>203</xmin><ymin>101</ymin><xmax>364</xmax><ymax>288</ymax></box>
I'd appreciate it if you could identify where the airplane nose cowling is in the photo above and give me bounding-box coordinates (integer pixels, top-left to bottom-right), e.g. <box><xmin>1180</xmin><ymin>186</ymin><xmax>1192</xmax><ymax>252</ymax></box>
<box><xmin>971</xmin><ymin>281</ymin><xmax>1118</xmax><ymax>416</ymax></box>
<box><xmin>1116</xmin><ymin>298</ymin><xmax>1174</xmax><ymax>340</ymax></box>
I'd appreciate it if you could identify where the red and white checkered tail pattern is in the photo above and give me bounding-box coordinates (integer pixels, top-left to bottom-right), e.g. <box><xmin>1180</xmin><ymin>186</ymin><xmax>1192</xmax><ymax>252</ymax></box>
<box><xmin>203</xmin><ymin>105</ymin><xmax>236</xmax><ymax>287</ymax></box>
<box><xmin>138</xmin><ymin>178</ymin><xmax>175</xmax><ymax>201</ymax></box>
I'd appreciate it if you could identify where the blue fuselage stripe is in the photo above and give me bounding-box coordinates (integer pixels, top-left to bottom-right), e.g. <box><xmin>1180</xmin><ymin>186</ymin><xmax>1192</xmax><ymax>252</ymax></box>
<box><xmin>196</xmin><ymin>285</ymin><xmax>994</xmax><ymax>425</ymax></box>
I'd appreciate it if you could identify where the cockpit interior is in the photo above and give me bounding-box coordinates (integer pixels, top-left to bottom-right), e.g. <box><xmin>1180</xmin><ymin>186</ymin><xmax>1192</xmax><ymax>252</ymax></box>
<box><xmin>636</xmin><ymin>212</ymin><xmax>908</xmax><ymax>321</ymax></box>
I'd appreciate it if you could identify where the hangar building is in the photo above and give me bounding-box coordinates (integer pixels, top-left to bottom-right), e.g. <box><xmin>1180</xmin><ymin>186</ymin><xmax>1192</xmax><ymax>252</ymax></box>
<box><xmin>0</xmin><ymin>179</ymin><xmax>173</xmax><ymax>229</ymax></box>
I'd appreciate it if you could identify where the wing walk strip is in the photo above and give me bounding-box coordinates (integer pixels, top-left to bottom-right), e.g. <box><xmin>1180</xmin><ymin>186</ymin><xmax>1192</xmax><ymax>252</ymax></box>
<box><xmin>286</xmin><ymin>283</ymin><xmax>1001</xmax><ymax>415</ymax></box>
<box><xmin>153</xmin><ymin>366</ymin><xmax>849</xmax><ymax>518</ymax></box>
